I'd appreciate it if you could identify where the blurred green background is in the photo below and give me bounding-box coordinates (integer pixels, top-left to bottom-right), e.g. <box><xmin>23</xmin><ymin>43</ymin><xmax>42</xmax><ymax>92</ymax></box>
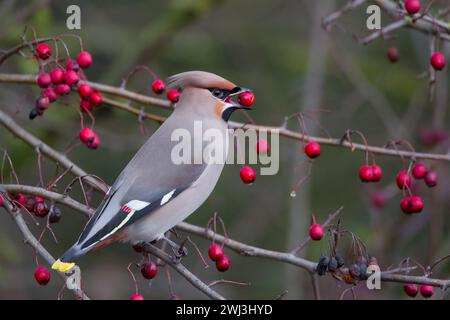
<box><xmin>0</xmin><ymin>0</ymin><xmax>449</xmax><ymax>299</ymax></box>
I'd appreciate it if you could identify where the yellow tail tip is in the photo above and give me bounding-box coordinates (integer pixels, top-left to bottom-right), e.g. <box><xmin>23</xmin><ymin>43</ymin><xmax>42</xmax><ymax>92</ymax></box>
<box><xmin>52</xmin><ymin>259</ymin><xmax>75</xmax><ymax>272</ymax></box>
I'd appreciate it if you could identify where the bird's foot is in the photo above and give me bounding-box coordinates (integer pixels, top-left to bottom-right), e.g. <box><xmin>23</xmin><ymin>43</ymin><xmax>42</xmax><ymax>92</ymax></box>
<box><xmin>162</xmin><ymin>237</ymin><xmax>188</xmax><ymax>264</ymax></box>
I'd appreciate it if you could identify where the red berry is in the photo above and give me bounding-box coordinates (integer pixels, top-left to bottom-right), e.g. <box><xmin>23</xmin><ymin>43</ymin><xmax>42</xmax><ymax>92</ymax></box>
<box><xmin>430</xmin><ymin>52</ymin><xmax>446</xmax><ymax>71</ymax></box>
<box><xmin>34</xmin><ymin>202</ymin><xmax>49</xmax><ymax>217</ymax></box>
<box><xmin>405</xmin><ymin>0</ymin><xmax>421</xmax><ymax>15</ymax></box>
<box><xmin>24</xmin><ymin>196</ymin><xmax>36</xmax><ymax>211</ymax></box>
<box><xmin>78</xmin><ymin>84</ymin><xmax>93</xmax><ymax>98</ymax></box>
<box><xmin>35</xmin><ymin>196</ymin><xmax>44</xmax><ymax>203</ymax></box>
<box><xmin>396</xmin><ymin>171</ymin><xmax>411</xmax><ymax>189</ymax></box>
<box><xmin>35</xmin><ymin>43</ymin><xmax>51</xmax><ymax>60</ymax></box>
<box><xmin>140</xmin><ymin>261</ymin><xmax>158</xmax><ymax>279</ymax></box>
<box><xmin>80</xmin><ymin>99</ymin><xmax>94</xmax><ymax>113</ymax></box>
<box><xmin>166</xmin><ymin>89</ymin><xmax>180</xmax><ymax>103</ymax></box>
<box><xmin>256</xmin><ymin>139</ymin><xmax>269</xmax><ymax>155</ymax></box>
<box><xmin>240</xmin><ymin>166</ymin><xmax>256</xmax><ymax>184</ymax></box>
<box><xmin>216</xmin><ymin>255</ymin><xmax>231</xmax><ymax>272</ymax></box>
<box><xmin>424</xmin><ymin>171</ymin><xmax>438</xmax><ymax>187</ymax></box>
<box><xmin>359</xmin><ymin>165</ymin><xmax>374</xmax><ymax>182</ymax></box>
<box><xmin>54</xmin><ymin>83</ymin><xmax>71</xmax><ymax>95</ymax></box>
<box><xmin>151</xmin><ymin>79</ymin><xmax>166</xmax><ymax>94</ymax></box>
<box><xmin>309</xmin><ymin>223</ymin><xmax>324</xmax><ymax>241</ymax></box>
<box><xmin>237</xmin><ymin>91</ymin><xmax>255</xmax><ymax>107</ymax></box>
<box><xmin>34</xmin><ymin>266</ymin><xmax>51</xmax><ymax>285</ymax></box>
<box><xmin>208</xmin><ymin>244</ymin><xmax>223</xmax><ymax>261</ymax></box>
<box><xmin>79</xmin><ymin>128</ymin><xmax>95</xmax><ymax>144</ymax></box>
<box><xmin>87</xmin><ymin>134</ymin><xmax>100</xmax><ymax>150</ymax></box>
<box><xmin>90</xmin><ymin>91</ymin><xmax>103</xmax><ymax>106</ymax></box>
<box><xmin>304</xmin><ymin>141</ymin><xmax>321</xmax><ymax>159</ymax></box>
<box><xmin>412</xmin><ymin>163</ymin><xmax>427</xmax><ymax>179</ymax></box>
<box><xmin>66</xmin><ymin>59</ymin><xmax>79</xmax><ymax>71</ymax></box>
<box><xmin>15</xmin><ymin>193</ymin><xmax>26</xmax><ymax>205</ymax></box>
<box><xmin>50</xmin><ymin>68</ymin><xmax>65</xmax><ymax>84</ymax></box>
<box><xmin>77</xmin><ymin>51</ymin><xmax>93</xmax><ymax>69</ymax></box>
<box><xmin>387</xmin><ymin>47</ymin><xmax>399</xmax><ymax>63</ymax></box>
<box><xmin>36</xmin><ymin>96</ymin><xmax>50</xmax><ymax>111</ymax></box>
<box><xmin>0</xmin><ymin>194</ymin><xmax>2</xmax><ymax>206</ymax></box>
<box><xmin>371</xmin><ymin>165</ymin><xmax>383</xmax><ymax>182</ymax></box>
<box><xmin>132</xmin><ymin>243</ymin><xmax>144</xmax><ymax>253</ymax></box>
<box><xmin>129</xmin><ymin>294</ymin><xmax>144</xmax><ymax>300</ymax></box>
<box><xmin>371</xmin><ymin>192</ymin><xmax>387</xmax><ymax>209</ymax></box>
<box><xmin>404</xmin><ymin>284</ymin><xmax>418</xmax><ymax>297</ymax></box>
<box><xmin>63</xmin><ymin>70</ymin><xmax>80</xmax><ymax>86</ymax></box>
<box><xmin>37</xmin><ymin>73</ymin><xmax>52</xmax><ymax>88</ymax></box>
<box><xmin>409</xmin><ymin>195</ymin><xmax>424</xmax><ymax>213</ymax></box>
<box><xmin>400</xmin><ymin>197</ymin><xmax>413</xmax><ymax>214</ymax></box>
<box><xmin>420</xmin><ymin>285</ymin><xmax>434</xmax><ymax>298</ymax></box>
<box><xmin>42</xmin><ymin>88</ymin><xmax>57</xmax><ymax>102</ymax></box>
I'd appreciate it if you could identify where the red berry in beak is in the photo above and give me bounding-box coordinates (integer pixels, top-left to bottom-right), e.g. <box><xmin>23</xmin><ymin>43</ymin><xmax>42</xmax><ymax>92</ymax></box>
<box><xmin>129</xmin><ymin>294</ymin><xmax>144</xmax><ymax>300</ymax></box>
<box><xmin>208</xmin><ymin>244</ymin><xmax>223</xmax><ymax>261</ymax></box>
<box><xmin>35</xmin><ymin>43</ymin><xmax>51</xmax><ymax>60</ymax></box>
<box><xmin>405</xmin><ymin>0</ymin><xmax>421</xmax><ymax>15</ymax></box>
<box><xmin>90</xmin><ymin>91</ymin><xmax>103</xmax><ymax>106</ymax></box>
<box><xmin>77</xmin><ymin>51</ymin><xmax>93</xmax><ymax>69</ymax></box>
<box><xmin>387</xmin><ymin>47</ymin><xmax>399</xmax><ymax>63</ymax></box>
<box><xmin>304</xmin><ymin>141</ymin><xmax>321</xmax><ymax>158</ymax></box>
<box><xmin>256</xmin><ymin>139</ymin><xmax>269</xmax><ymax>155</ymax></box>
<box><xmin>216</xmin><ymin>255</ymin><xmax>231</xmax><ymax>272</ymax></box>
<box><xmin>151</xmin><ymin>79</ymin><xmax>166</xmax><ymax>94</ymax></box>
<box><xmin>240</xmin><ymin>166</ymin><xmax>256</xmax><ymax>184</ymax></box>
<box><xmin>396</xmin><ymin>171</ymin><xmax>411</xmax><ymax>189</ymax></box>
<box><xmin>404</xmin><ymin>284</ymin><xmax>418</xmax><ymax>297</ymax></box>
<box><xmin>43</xmin><ymin>88</ymin><xmax>57</xmax><ymax>102</ymax></box>
<box><xmin>78</xmin><ymin>83</ymin><xmax>93</xmax><ymax>98</ymax></box>
<box><xmin>54</xmin><ymin>84</ymin><xmax>71</xmax><ymax>95</ymax></box>
<box><xmin>419</xmin><ymin>285</ymin><xmax>434</xmax><ymax>298</ymax></box>
<box><xmin>63</xmin><ymin>70</ymin><xmax>80</xmax><ymax>86</ymax></box>
<box><xmin>309</xmin><ymin>223</ymin><xmax>324</xmax><ymax>240</ymax></box>
<box><xmin>431</xmin><ymin>52</ymin><xmax>446</xmax><ymax>70</ymax></box>
<box><xmin>140</xmin><ymin>261</ymin><xmax>158</xmax><ymax>279</ymax></box>
<box><xmin>424</xmin><ymin>170</ymin><xmax>438</xmax><ymax>187</ymax></box>
<box><xmin>166</xmin><ymin>89</ymin><xmax>180</xmax><ymax>103</ymax></box>
<box><xmin>237</xmin><ymin>91</ymin><xmax>255</xmax><ymax>107</ymax></box>
<box><xmin>79</xmin><ymin>128</ymin><xmax>95</xmax><ymax>144</ymax></box>
<box><xmin>371</xmin><ymin>165</ymin><xmax>382</xmax><ymax>182</ymax></box>
<box><xmin>412</xmin><ymin>163</ymin><xmax>427</xmax><ymax>179</ymax></box>
<box><xmin>37</xmin><ymin>73</ymin><xmax>52</xmax><ymax>88</ymax></box>
<box><xmin>359</xmin><ymin>165</ymin><xmax>374</xmax><ymax>182</ymax></box>
<box><xmin>50</xmin><ymin>68</ymin><xmax>65</xmax><ymax>84</ymax></box>
<box><xmin>34</xmin><ymin>266</ymin><xmax>51</xmax><ymax>285</ymax></box>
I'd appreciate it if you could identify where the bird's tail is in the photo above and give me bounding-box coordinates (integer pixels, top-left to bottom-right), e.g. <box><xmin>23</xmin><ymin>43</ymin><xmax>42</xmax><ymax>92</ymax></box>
<box><xmin>52</xmin><ymin>243</ymin><xmax>87</xmax><ymax>272</ymax></box>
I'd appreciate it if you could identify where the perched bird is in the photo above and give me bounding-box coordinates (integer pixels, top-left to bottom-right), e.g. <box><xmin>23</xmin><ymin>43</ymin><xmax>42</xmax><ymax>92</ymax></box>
<box><xmin>52</xmin><ymin>71</ymin><xmax>252</xmax><ymax>272</ymax></box>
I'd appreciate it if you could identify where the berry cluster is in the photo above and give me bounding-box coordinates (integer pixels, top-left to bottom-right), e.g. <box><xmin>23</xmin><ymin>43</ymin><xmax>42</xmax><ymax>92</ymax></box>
<box><xmin>316</xmin><ymin>254</ymin><xmax>345</xmax><ymax>276</ymax></box>
<box><xmin>208</xmin><ymin>244</ymin><xmax>230</xmax><ymax>272</ymax></box>
<box><xmin>404</xmin><ymin>283</ymin><xmax>434</xmax><ymax>298</ymax></box>
<box><xmin>10</xmin><ymin>193</ymin><xmax>62</xmax><ymax>222</ymax></box>
<box><xmin>359</xmin><ymin>164</ymin><xmax>382</xmax><ymax>182</ymax></box>
<box><xmin>151</xmin><ymin>78</ymin><xmax>180</xmax><ymax>103</ymax></box>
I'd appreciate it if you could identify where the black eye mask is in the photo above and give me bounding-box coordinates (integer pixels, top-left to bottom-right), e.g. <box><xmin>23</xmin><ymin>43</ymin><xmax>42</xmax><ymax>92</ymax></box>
<box><xmin>208</xmin><ymin>87</ymin><xmax>242</xmax><ymax>101</ymax></box>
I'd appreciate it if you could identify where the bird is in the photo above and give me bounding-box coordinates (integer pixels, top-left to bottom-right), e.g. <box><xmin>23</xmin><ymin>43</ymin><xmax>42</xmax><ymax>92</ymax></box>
<box><xmin>52</xmin><ymin>71</ymin><xmax>253</xmax><ymax>272</ymax></box>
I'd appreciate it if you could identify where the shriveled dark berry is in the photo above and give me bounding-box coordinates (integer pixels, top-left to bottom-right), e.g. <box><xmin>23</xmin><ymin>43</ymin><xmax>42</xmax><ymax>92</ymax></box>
<box><xmin>335</xmin><ymin>253</ymin><xmax>345</xmax><ymax>268</ymax></box>
<box><xmin>349</xmin><ymin>264</ymin><xmax>361</xmax><ymax>278</ymax></box>
<box><xmin>49</xmin><ymin>206</ymin><xmax>62</xmax><ymax>223</ymax></box>
<box><xmin>316</xmin><ymin>256</ymin><xmax>329</xmax><ymax>276</ymax></box>
<box><xmin>327</xmin><ymin>257</ymin><xmax>338</xmax><ymax>272</ymax></box>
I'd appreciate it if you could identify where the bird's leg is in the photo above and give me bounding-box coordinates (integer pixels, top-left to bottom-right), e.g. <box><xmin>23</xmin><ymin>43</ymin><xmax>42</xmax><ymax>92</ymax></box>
<box><xmin>161</xmin><ymin>236</ymin><xmax>188</xmax><ymax>264</ymax></box>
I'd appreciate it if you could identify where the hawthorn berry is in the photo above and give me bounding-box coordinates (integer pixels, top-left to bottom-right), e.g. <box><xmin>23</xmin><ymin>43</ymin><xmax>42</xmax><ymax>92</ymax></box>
<box><xmin>412</xmin><ymin>163</ymin><xmax>427</xmax><ymax>179</ymax></box>
<box><xmin>216</xmin><ymin>255</ymin><xmax>231</xmax><ymax>272</ymax></box>
<box><xmin>396</xmin><ymin>171</ymin><xmax>411</xmax><ymax>189</ymax></box>
<box><xmin>78</xmin><ymin>83</ymin><xmax>93</xmax><ymax>98</ymax></box>
<box><xmin>35</xmin><ymin>196</ymin><xmax>44</xmax><ymax>203</ymax></box>
<box><xmin>140</xmin><ymin>261</ymin><xmax>158</xmax><ymax>279</ymax></box>
<box><xmin>240</xmin><ymin>166</ymin><xmax>256</xmax><ymax>184</ymax></box>
<box><xmin>132</xmin><ymin>243</ymin><xmax>144</xmax><ymax>253</ymax></box>
<box><xmin>35</xmin><ymin>43</ymin><xmax>51</xmax><ymax>60</ymax></box>
<box><xmin>34</xmin><ymin>266</ymin><xmax>51</xmax><ymax>285</ymax></box>
<box><xmin>400</xmin><ymin>197</ymin><xmax>412</xmax><ymax>214</ymax></box>
<box><xmin>419</xmin><ymin>285</ymin><xmax>434</xmax><ymax>298</ymax></box>
<box><xmin>359</xmin><ymin>165</ymin><xmax>374</xmax><ymax>182</ymax></box>
<box><xmin>43</xmin><ymin>87</ymin><xmax>57</xmax><ymax>102</ymax></box>
<box><xmin>237</xmin><ymin>91</ymin><xmax>255</xmax><ymax>107</ymax></box>
<box><xmin>208</xmin><ymin>244</ymin><xmax>223</xmax><ymax>261</ymax></box>
<box><xmin>167</xmin><ymin>89</ymin><xmax>180</xmax><ymax>103</ymax></box>
<box><xmin>80</xmin><ymin>99</ymin><xmax>93</xmax><ymax>113</ymax></box>
<box><xmin>79</xmin><ymin>127</ymin><xmax>95</xmax><ymax>144</ymax></box>
<box><xmin>49</xmin><ymin>206</ymin><xmax>62</xmax><ymax>224</ymax></box>
<box><xmin>371</xmin><ymin>191</ymin><xmax>387</xmax><ymax>209</ymax></box>
<box><xmin>430</xmin><ymin>52</ymin><xmax>446</xmax><ymax>71</ymax></box>
<box><xmin>15</xmin><ymin>193</ymin><xmax>26</xmax><ymax>206</ymax></box>
<box><xmin>316</xmin><ymin>256</ymin><xmax>330</xmax><ymax>276</ymax></box>
<box><xmin>371</xmin><ymin>165</ymin><xmax>382</xmax><ymax>182</ymax></box>
<box><xmin>54</xmin><ymin>83</ymin><xmax>71</xmax><ymax>95</ymax></box>
<box><xmin>151</xmin><ymin>79</ymin><xmax>166</xmax><ymax>94</ymax></box>
<box><xmin>66</xmin><ymin>59</ymin><xmax>79</xmax><ymax>71</ymax></box>
<box><xmin>424</xmin><ymin>170</ymin><xmax>438</xmax><ymax>187</ymax></box>
<box><xmin>304</xmin><ymin>141</ymin><xmax>321</xmax><ymax>159</ymax></box>
<box><xmin>24</xmin><ymin>196</ymin><xmax>36</xmax><ymax>211</ymax></box>
<box><xmin>77</xmin><ymin>51</ymin><xmax>93</xmax><ymax>69</ymax></box>
<box><xmin>87</xmin><ymin>134</ymin><xmax>100</xmax><ymax>150</ymax></box>
<box><xmin>63</xmin><ymin>70</ymin><xmax>80</xmax><ymax>86</ymax></box>
<box><xmin>50</xmin><ymin>68</ymin><xmax>64</xmax><ymax>84</ymax></box>
<box><xmin>327</xmin><ymin>257</ymin><xmax>338</xmax><ymax>272</ymax></box>
<box><xmin>29</xmin><ymin>108</ymin><xmax>40</xmax><ymax>120</ymax></box>
<box><xmin>405</xmin><ymin>0</ymin><xmax>421</xmax><ymax>15</ymax></box>
<box><xmin>34</xmin><ymin>202</ymin><xmax>49</xmax><ymax>218</ymax></box>
<box><xmin>37</xmin><ymin>73</ymin><xmax>52</xmax><ymax>88</ymax></box>
<box><xmin>256</xmin><ymin>139</ymin><xmax>269</xmax><ymax>155</ymax></box>
<box><xmin>90</xmin><ymin>91</ymin><xmax>103</xmax><ymax>106</ymax></box>
<box><xmin>36</xmin><ymin>96</ymin><xmax>50</xmax><ymax>111</ymax></box>
<box><xmin>129</xmin><ymin>294</ymin><xmax>144</xmax><ymax>300</ymax></box>
<box><xmin>387</xmin><ymin>47</ymin><xmax>399</xmax><ymax>63</ymax></box>
<box><xmin>309</xmin><ymin>223</ymin><xmax>324</xmax><ymax>241</ymax></box>
<box><xmin>409</xmin><ymin>195</ymin><xmax>424</xmax><ymax>213</ymax></box>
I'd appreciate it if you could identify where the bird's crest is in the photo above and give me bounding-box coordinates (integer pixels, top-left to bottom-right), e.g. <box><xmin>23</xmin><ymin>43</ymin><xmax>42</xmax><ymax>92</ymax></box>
<box><xmin>167</xmin><ymin>71</ymin><xmax>236</xmax><ymax>91</ymax></box>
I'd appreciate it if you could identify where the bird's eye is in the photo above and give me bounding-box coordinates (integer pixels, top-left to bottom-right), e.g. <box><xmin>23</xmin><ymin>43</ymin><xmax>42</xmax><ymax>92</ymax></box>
<box><xmin>209</xmin><ymin>88</ymin><xmax>229</xmax><ymax>100</ymax></box>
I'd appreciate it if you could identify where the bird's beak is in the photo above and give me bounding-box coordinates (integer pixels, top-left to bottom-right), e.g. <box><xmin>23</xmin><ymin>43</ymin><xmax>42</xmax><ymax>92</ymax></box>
<box><xmin>225</xmin><ymin>87</ymin><xmax>252</xmax><ymax>110</ymax></box>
